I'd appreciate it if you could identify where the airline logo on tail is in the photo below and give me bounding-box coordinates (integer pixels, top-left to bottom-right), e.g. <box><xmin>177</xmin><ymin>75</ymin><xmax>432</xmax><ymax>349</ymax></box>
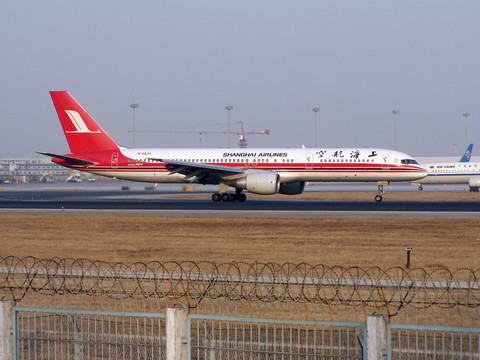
<box><xmin>64</xmin><ymin>110</ymin><xmax>101</xmax><ymax>133</ymax></box>
<box><xmin>459</xmin><ymin>144</ymin><xmax>473</xmax><ymax>162</ymax></box>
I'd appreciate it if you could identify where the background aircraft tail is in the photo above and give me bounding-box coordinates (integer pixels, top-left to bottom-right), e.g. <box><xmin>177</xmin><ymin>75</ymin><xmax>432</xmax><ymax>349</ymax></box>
<box><xmin>459</xmin><ymin>144</ymin><xmax>473</xmax><ymax>162</ymax></box>
<box><xmin>50</xmin><ymin>91</ymin><xmax>119</xmax><ymax>154</ymax></box>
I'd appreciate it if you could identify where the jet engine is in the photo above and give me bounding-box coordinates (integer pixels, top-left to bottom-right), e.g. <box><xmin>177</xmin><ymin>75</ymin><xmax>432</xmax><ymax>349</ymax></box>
<box><xmin>469</xmin><ymin>176</ymin><xmax>480</xmax><ymax>192</ymax></box>
<box><xmin>278</xmin><ymin>181</ymin><xmax>305</xmax><ymax>195</ymax></box>
<box><xmin>230</xmin><ymin>172</ymin><xmax>280</xmax><ymax>195</ymax></box>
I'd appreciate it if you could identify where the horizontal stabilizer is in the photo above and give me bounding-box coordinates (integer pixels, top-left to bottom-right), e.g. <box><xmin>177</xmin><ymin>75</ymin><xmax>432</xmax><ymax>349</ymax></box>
<box><xmin>37</xmin><ymin>152</ymin><xmax>97</xmax><ymax>165</ymax></box>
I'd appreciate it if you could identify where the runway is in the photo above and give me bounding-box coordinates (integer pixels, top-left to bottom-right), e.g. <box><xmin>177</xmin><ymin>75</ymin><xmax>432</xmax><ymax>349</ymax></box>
<box><xmin>0</xmin><ymin>182</ymin><xmax>479</xmax><ymax>218</ymax></box>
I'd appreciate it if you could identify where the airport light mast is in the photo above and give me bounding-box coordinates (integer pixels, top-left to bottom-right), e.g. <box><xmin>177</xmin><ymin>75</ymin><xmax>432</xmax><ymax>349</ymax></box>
<box><xmin>130</xmin><ymin>103</ymin><xmax>139</xmax><ymax>147</ymax></box>
<box><xmin>392</xmin><ymin>109</ymin><xmax>399</xmax><ymax>150</ymax></box>
<box><xmin>463</xmin><ymin>112</ymin><xmax>470</xmax><ymax>147</ymax></box>
<box><xmin>312</xmin><ymin>107</ymin><xmax>320</xmax><ymax>147</ymax></box>
<box><xmin>225</xmin><ymin>105</ymin><xmax>233</xmax><ymax>148</ymax></box>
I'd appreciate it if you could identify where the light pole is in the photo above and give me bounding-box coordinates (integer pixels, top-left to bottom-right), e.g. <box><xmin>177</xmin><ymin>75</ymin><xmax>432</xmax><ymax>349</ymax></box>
<box><xmin>225</xmin><ymin>105</ymin><xmax>233</xmax><ymax>148</ymax></box>
<box><xmin>463</xmin><ymin>112</ymin><xmax>470</xmax><ymax>147</ymax></box>
<box><xmin>130</xmin><ymin>103</ymin><xmax>139</xmax><ymax>147</ymax></box>
<box><xmin>392</xmin><ymin>109</ymin><xmax>399</xmax><ymax>150</ymax></box>
<box><xmin>312</xmin><ymin>107</ymin><xmax>320</xmax><ymax>147</ymax></box>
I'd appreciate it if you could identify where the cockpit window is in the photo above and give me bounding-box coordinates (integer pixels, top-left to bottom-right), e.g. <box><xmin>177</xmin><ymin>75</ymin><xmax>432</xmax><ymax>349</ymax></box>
<box><xmin>401</xmin><ymin>159</ymin><xmax>419</xmax><ymax>165</ymax></box>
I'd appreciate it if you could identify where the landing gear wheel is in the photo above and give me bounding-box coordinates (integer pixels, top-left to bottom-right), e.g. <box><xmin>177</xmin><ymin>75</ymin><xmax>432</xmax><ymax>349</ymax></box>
<box><xmin>212</xmin><ymin>191</ymin><xmax>247</xmax><ymax>202</ymax></box>
<box><xmin>418</xmin><ymin>185</ymin><xmax>423</xmax><ymax>191</ymax></box>
<box><xmin>237</xmin><ymin>193</ymin><xmax>247</xmax><ymax>202</ymax></box>
<box><xmin>221</xmin><ymin>193</ymin><xmax>236</xmax><ymax>202</ymax></box>
<box><xmin>375</xmin><ymin>194</ymin><xmax>383</xmax><ymax>202</ymax></box>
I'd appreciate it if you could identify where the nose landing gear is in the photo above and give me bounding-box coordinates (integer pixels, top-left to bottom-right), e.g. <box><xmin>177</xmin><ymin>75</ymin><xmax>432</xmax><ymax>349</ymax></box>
<box><xmin>375</xmin><ymin>181</ymin><xmax>389</xmax><ymax>202</ymax></box>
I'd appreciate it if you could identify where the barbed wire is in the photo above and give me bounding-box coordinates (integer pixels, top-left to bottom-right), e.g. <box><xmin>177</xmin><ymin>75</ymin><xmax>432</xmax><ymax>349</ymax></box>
<box><xmin>0</xmin><ymin>256</ymin><xmax>479</xmax><ymax>325</ymax></box>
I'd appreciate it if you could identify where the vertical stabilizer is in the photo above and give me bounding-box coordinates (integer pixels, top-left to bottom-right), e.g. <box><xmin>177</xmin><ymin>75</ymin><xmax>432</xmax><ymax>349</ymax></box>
<box><xmin>459</xmin><ymin>144</ymin><xmax>473</xmax><ymax>162</ymax></box>
<box><xmin>50</xmin><ymin>91</ymin><xmax>119</xmax><ymax>154</ymax></box>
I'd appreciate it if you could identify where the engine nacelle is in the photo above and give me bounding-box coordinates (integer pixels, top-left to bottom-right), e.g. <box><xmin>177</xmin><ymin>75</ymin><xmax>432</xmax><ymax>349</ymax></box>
<box><xmin>278</xmin><ymin>181</ymin><xmax>305</xmax><ymax>195</ymax></box>
<box><xmin>469</xmin><ymin>176</ymin><xmax>480</xmax><ymax>192</ymax></box>
<box><xmin>469</xmin><ymin>176</ymin><xmax>480</xmax><ymax>187</ymax></box>
<box><xmin>231</xmin><ymin>172</ymin><xmax>280</xmax><ymax>195</ymax></box>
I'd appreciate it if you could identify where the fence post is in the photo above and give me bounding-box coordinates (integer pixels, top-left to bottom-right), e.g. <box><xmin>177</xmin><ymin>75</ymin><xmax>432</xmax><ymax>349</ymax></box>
<box><xmin>0</xmin><ymin>299</ymin><xmax>15</xmax><ymax>360</ymax></box>
<box><xmin>166</xmin><ymin>305</ymin><xmax>188</xmax><ymax>360</ymax></box>
<box><xmin>367</xmin><ymin>314</ymin><xmax>387</xmax><ymax>360</ymax></box>
<box><xmin>68</xmin><ymin>314</ymin><xmax>84</xmax><ymax>360</ymax></box>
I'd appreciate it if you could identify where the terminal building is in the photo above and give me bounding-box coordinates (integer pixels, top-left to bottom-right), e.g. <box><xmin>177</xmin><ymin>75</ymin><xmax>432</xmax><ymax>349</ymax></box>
<box><xmin>0</xmin><ymin>157</ymin><xmax>80</xmax><ymax>183</ymax></box>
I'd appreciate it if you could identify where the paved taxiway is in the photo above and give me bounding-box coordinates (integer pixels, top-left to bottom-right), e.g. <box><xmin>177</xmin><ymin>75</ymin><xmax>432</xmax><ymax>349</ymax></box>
<box><xmin>0</xmin><ymin>182</ymin><xmax>479</xmax><ymax>218</ymax></box>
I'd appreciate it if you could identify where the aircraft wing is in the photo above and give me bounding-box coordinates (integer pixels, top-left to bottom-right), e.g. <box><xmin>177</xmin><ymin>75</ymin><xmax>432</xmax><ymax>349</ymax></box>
<box><xmin>152</xmin><ymin>158</ymin><xmax>245</xmax><ymax>182</ymax></box>
<box><xmin>37</xmin><ymin>152</ymin><xmax>97</xmax><ymax>165</ymax></box>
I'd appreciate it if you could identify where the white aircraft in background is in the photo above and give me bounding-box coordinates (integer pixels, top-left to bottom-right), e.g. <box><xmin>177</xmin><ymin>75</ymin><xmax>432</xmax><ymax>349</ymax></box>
<box><xmin>39</xmin><ymin>91</ymin><xmax>427</xmax><ymax>202</ymax></box>
<box><xmin>411</xmin><ymin>144</ymin><xmax>480</xmax><ymax>192</ymax></box>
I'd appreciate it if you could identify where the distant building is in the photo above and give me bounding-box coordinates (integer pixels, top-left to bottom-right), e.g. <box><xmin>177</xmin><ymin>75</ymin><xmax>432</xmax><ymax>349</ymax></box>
<box><xmin>0</xmin><ymin>157</ymin><xmax>70</xmax><ymax>183</ymax></box>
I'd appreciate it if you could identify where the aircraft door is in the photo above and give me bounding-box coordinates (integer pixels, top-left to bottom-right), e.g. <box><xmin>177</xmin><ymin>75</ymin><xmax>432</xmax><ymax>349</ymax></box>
<box><xmin>111</xmin><ymin>153</ymin><xmax>119</xmax><ymax>168</ymax></box>
<box><xmin>382</xmin><ymin>154</ymin><xmax>389</xmax><ymax>169</ymax></box>
<box><xmin>305</xmin><ymin>153</ymin><xmax>313</xmax><ymax>169</ymax></box>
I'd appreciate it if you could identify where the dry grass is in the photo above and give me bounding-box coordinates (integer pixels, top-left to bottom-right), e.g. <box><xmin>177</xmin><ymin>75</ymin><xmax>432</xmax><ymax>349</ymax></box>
<box><xmin>1</xmin><ymin>214</ymin><xmax>479</xmax><ymax>270</ymax></box>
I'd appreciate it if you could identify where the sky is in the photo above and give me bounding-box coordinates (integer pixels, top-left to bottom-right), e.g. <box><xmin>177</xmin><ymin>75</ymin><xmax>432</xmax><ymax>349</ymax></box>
<box><xmin>1</xmin><ymin>1</ymin><xmax>479</xmax><ymax>158</ymax></box>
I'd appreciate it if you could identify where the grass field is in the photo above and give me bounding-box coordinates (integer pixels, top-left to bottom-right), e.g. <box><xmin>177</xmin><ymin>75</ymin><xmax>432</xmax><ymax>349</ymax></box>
<box><xmin>1</xmin><ymin>202</ymin><xmax>479</xmax><ymax>270</ymax></box>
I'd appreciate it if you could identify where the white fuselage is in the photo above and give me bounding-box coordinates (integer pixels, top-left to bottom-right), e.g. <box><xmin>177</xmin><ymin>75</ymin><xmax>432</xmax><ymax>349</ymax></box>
<box><xmin>76</xmin><ymin>147</ymin><xmax>426</xmax><ymax>184</ymax></box>
<box><xmin>413</xmin><ymin>162</ymin><xmax>480</xmax><ymax>185</ymax></box>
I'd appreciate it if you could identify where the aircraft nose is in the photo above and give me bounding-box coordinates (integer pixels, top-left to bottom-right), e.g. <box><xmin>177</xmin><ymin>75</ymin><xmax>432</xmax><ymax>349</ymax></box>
<box><xmin>414</xmin><ymin>165</ymin><xmax>428</xmax><ymax>179</ymax></box>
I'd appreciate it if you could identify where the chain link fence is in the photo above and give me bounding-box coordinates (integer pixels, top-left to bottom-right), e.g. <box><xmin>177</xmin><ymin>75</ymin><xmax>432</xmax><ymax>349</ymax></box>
<box><xmin>1</xmin><ymin>256</ymin><xmax>479</xmax><ymax>359</ymax></box>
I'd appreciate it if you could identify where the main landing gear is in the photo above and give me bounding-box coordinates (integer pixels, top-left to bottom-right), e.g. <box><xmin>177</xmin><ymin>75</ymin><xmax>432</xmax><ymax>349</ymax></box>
<box><xmin>211</xmin><ymin>184</ymin><xmax>247</xmax><ymax>202</ymax></box>
<box><xmin>212</xmin><ymin>192</ymin><xmax>247</xmax><ymax>202</ymax></box>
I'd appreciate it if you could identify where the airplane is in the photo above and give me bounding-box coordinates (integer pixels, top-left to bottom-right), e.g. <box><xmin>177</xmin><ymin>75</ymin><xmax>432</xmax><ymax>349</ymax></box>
<box><xmin>411</xmin><ymin>143</ymin><xmax>480</xmax><ymax>192</ymax></box>
<box><xmin>411</xmin><ymin>159</ymin><xmax>480</xmax><ymax>192</ymax></box>
<box><xmin>459</xmin><ymin>144</ymin><xmax>473</xmax><ymax>162</ymax></box>
<box><xmin>39</xmin><ymin>91</ymin><xmax>427</xmax><ymax>202</ymax></box>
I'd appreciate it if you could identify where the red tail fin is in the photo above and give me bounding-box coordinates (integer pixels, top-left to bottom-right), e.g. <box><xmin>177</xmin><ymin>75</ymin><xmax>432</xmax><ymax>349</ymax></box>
<box><xmin>50</xmin><ymin>91</ymin><xmax>119</xmax><ymax>154</ymax></box>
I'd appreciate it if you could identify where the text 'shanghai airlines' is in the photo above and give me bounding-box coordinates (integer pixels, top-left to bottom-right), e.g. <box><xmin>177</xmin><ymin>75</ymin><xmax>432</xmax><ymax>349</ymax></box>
<box><xmin>39</xmin><ymin>91</ymin><xmax>427</xmax><ymax>202</ymax></box>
